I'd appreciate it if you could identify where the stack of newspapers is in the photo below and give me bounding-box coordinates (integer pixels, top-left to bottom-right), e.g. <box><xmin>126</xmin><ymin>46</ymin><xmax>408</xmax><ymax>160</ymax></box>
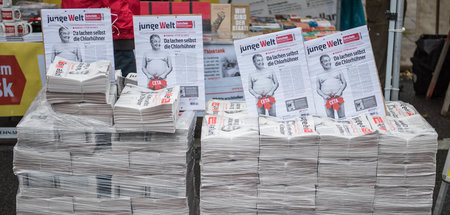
<box><xmin>46</xmin><ymin>57</ymin><xmax>115</xmax><ymax>125</ymax></box>
<box><xmin>201</xmin><ymin>100</ymin><xmax>259</xmax><ymax>214</ymax></box>
<box><xmin>370</xmin><ymin>101</ymin><xmax>437</xmax><ymax>215</ymax></box>
<box><xmin>315</xmin><ymin>115</ymin><xmax>378</xmax><ymax>215</ymax></box>
<box><xmin>13</xmin><ymin>88</ymin><xmax>197</xmax><ymax>214</ymax></box>
<box><xmin>258</xmin><ymin>116</ymin><xmax>318</xmax><ymax>214</ymax></box>
<box><xmin>46</xmin><ymin>57</ymin><xmax>112</xmax><ymax>104</ymax></box>
<box><xmin>114</xmin><ymin>84</ymin><xmax>180</xmax><ymax>133</ymax></box>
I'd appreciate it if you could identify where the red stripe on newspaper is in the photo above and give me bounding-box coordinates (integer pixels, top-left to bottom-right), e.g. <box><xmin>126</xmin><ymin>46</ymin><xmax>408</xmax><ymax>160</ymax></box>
<box><xmin>85</xmin><ymin>13</ymin><xmax>102</xmax><ymax>21</ymax></box>
<box><xmin>176</xmin><ymin>21</ymin><xmax>194</xmax><ymax>28</ymax></box>
<box><xmin>276</xmin><ymin>34</ymin><xmax>294</xmax><ymax>44</ymax></box>
<box><xmin>343</xmin><ymin>33</ymin><xmax>360</xmax><ymax>44</ymax></box>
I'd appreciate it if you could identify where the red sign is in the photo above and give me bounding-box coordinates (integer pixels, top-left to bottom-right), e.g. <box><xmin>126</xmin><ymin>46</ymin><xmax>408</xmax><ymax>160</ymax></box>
<box><xmin>0</xmin><ymin>56</ymin><xmax>26</xmax><ymax>105</ymax></box>
<box><xmin>343</xmin><ymin>33</ymin><xmax>360</xmax><ymax>44</ymax></box>
<box><xmin>85</xmin><ymin>13</ymin><xmax>103</xmax><ymax>21</ymax></box>
<box><xmin>208</xmin><ymin>117</ymin><xmax>217</xmax><ymax>124</ymax></box>
<box><xmin>276</xmin><ymin>34</ymin><xmax>294</xmax><ymax>44</ymax></box>
<box><xmin>176</xmin><ymin>21</ymin><xmax>194</xmax><ymax>28</ymax></box>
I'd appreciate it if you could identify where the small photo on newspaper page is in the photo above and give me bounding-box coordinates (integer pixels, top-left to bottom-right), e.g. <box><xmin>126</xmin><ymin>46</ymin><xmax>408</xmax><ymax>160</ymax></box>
<box><xmin>234</xmin><ymin>28</ymin><xmax>315</xmax><ymax>119</ymax></box>
<box><xmin>305</xmin><ymin>25</ymin><xmax>386</xmax><ymax>119</ymax></box>
<box><xmin>134</xmin><ymin>15</ymin><xmax>205</xmax><ymax>111</ymax></box>
<box><xmin>204</xmin><ymin>42</ymin><xmax>244</xmax><ymax>102</ymax></box>
<box><xmin>41</xmin><ymin>9</ymin><xmax>115</xmax><ymax>82</ymax></box>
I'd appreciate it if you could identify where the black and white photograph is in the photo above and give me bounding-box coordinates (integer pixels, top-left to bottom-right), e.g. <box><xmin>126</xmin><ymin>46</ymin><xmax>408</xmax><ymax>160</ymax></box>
<box><xmin>315</xmin><ymin>54</ymin><xmax>347</xmax><ymax>119</ymax></box>
<box><xmin>248</xmin><ymin>53</ymin><xmax>279</xmax><ymax>117</ymax></box>
<box><xmin>141</xmin><ymin>34</ymin><xmax>173</xmax><ymax>90</ymax></box>
<box><xmin>51</xmin><ymin>26</ymin><xmax>83</xmax><ymax>63</ymax></box>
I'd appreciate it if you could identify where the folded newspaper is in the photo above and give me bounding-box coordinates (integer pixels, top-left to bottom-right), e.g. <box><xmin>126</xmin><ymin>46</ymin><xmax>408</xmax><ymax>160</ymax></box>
<box><xmin>205</xmin><ymin>99</ymin><xmax>247</xmax><ymax>116</ymax></box>
<box><xmin>46</xmin><ymin>57</ymin><xmax>112</xmax><ymax>104</ymax></box>
<box><xmin>113</xmin><ymin>84</ymin><xmax>180</xmax><ymax>133</ymax></box>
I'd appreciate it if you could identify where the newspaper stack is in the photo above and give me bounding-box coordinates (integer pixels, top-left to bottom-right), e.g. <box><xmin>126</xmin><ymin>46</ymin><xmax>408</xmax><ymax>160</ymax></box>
<box><xmin>205</xmin><ymin>99</ymin><xmax>247</xmax><ymax>116</ymax></box>
<box><xmin>315</xmin><ymin>115</ymin><xmax>378</xmax><ymax>215</ymax></box>
<box><xmin>46</xmin><ymin>57</ymin><xmax>112</xmax><ymax>104</ymax></box>
<box><xmin>369</xmin><ymin>113</ymin><xmax>437</xmax><ymax>215</ymax></box>
<box><xmin>258</xmin><ymin>116</ymin><xmax>318</xmax><ymax>214</ymax></box>
<box><xmin>201</xmin><ymin>114</ymin><xmax>259</xmax><ymax>214</ymax></box>
<box><xmin>14</xmin><ymin>88</ymin><xmax>198</xmax><ymax>215</ymax></box>
<box><xmin>125</xmin><ymin>73</ymin><xmax>138</xmax><ymax>86</ymax></box>
<box><xmin>385</xmin><ymin>100</ymin><xmax>420</xmax><ymax>118</ymax></box>
<box><xmin>113</xmin><ymin>84</ymin><xmax>181</xmax><ymax>133</ymax></box>
<box><xmin>51</xmin><ymin>84</ymin><xmax>117</xmax><ymax>125</ymax></box>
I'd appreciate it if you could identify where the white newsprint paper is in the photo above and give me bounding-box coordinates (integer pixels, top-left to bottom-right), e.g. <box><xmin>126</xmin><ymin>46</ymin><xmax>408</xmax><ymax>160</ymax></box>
<box><xmin>204</xmin><ymin>42</ymin><xmax>244</xmax><ymax>102</ymax></box>
<box><xmin>134</xmin><ymin>15</ymin><xmax>205</xmax><ymax>111</ymax></box>
<box><xmin>41</xmin><ymin>9</ymin><xmax>115</xmax><ymax>82</ymax></box>
<box><xmin>234</xmin><ymin>28</ymin><xmax>315</xmax><ymax>119</ymax></box>
<box><xmin>305</xmin><ymin>25</ymin><xmax>386</xmax><ymax>119</ymax></box>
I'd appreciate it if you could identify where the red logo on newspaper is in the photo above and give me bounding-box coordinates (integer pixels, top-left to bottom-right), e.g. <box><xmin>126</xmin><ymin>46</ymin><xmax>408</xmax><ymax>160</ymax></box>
<box><xmin>276</xmin><ymin>34</ymin><xmax>294</xmax><ymax>44</ymax></box>
<box><xmin>343</xmin><ymin>33</ymin><xmax>360</xmax><ymax>44</ymax></box>
<box><xmin>372</xmin><ymin>117</ymin><xmax>386</xmax><ymax>130</ymax></box>
<box><xmin>148</xmin><ymin>78</ymin><xmax>167</xmax><ymax>90</ymax></box>
<box><xmin>176</xmin><ymin>21</ymin><xmax>194</xmax><ymax>28</ymax></box>
<box><xmin>257</xmin><ymin>96</ymin><xmax>276</xmax><ymax>111</ymax></box>
<box><xmin>85</xmin><ymin>13</ymin><xmax>102</xmax><ymax>21</ymax></box>
<box><xmin>0</xmin><ymin>56</ymin><xmax>26</xmax><ymax>105</ymax></box>
<box><xmin>56</xmin><ymin>61</ymin><xmax>66</xmax><ymax>69</ymax></box>
<box><xmin>211</xmin><ymin>102</ymin><xmax>220</xmax><ymax>112</ymax></box>
<box><xmin>304</xmin><ymin>128</ymin><xmax>313</xmax><ymax>133</ymax></box>
<box><xmin>373</xmin><ymin>117</ymin><xmax>384</xmax><ymax>124</ymax></box>
<box><xmin>208</xmin><ymin>117</ymin><xmax>217</xmax><ymax>125</ymax></box>
<box><xmin>326</xmin><ymin>96</ymin><xmax>344</xmax><ymax>111</ymax></box>
<box><xmin>361</xmin><ymin>127</ymin><xmax>372</xmax><ymax>134</ymax></box>
<box><xmin>161</xmin><ymin>98</ymin><xmax>171</xmax><ymax>103</ymax></box>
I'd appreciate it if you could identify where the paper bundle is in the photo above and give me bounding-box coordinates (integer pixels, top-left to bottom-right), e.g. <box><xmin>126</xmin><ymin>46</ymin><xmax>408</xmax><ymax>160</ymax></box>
<box><xmin>17</xmin><ymin>171</ymin><xmax>98</xmax><ymax>198</ymax></box>
<box><xmin>14</xmin><ymin>87</ymin><xmax>198</xmax><ymax>214</ymax></box>
<box><xmin>113</xmin><ymin>84</ymin><xmax>180</xmax><ymax>133</ymax></box>
<box><xmin>385</xmin><ymin>100</ymin><xmax>420</xmax><ymax>118</ymax></box>
<box><xmin>16</xmin><ymin>196</ymin><xmax>74</xmax><ymax>215</ymax></box>
<box><xmin>51</xmin><ymin>84</ymin><xmax>117</xmax><ymax>125</ymax></box>
<box><xmin>315</xmin><ymin>115</ymin><xmax>378</xmax><ymax>214</ymax></box>
<box><xmin>46</xmin><ymin>57</ymin><xmax>112</xmax><ymax>104</ymax></box>
<box><xmin>258</xmin><ymin>116</ymin><xmax>318</xmax><ymax>213</ymax></box>
<box><xmin>369</xmin><ymin>114</ymin><xmax>437</xmax><ymax>214</ymax></box>
<box><xmin>201</xmin><ymin>115</ymin><xmax>259</xmax><ymax>214</ymax></box>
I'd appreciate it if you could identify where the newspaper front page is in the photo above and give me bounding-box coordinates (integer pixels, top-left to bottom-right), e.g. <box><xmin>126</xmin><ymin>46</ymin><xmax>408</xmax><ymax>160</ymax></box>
<box><xmin>234</xmin><ymin>28</ymin><xmax>315</xmax><ymax>119</ymax></box>
<box><xmin>134</xmin><ymin>15</ymin><xmax>205</xmax><ymax>111</ymax></box>
<box><xmin>305</xmin><ymin>26</ymin><xmax>386</xmax><ymax>119</ymax></box>
<box><xmin>41</xmin><ymin>9</ymin><xmax>115</xmax><ymax>82</ymax></box>
<box><xmin>204</xmin><ymin>42</ymin><xmax>244</xmax><ymax>102</ymax></box>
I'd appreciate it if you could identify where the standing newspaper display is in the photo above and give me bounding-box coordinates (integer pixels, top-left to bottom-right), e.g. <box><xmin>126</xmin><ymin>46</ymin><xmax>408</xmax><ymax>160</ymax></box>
<box><xmin>204</xmin><ymin>42</ymin><xmax>244</xmax><ymax>101</ymax></box>
<box><xmin>134</xmin><ymin>15</ymin><xmax>205</xmax><ymax>111</ymax></box>
<box><xmin>234</xmin><ymin>28</ymin><xmax>315</xmax><ymax>119</ymax></box>
<box><xmin>41</xmin><ymin>9</ymin><xmax>115</xmax><ymax>81</ymax></box>
<box><xmin>305</xmin><ymin>26</ymin><xmax>385</xmax><ymax>119</ymax></box>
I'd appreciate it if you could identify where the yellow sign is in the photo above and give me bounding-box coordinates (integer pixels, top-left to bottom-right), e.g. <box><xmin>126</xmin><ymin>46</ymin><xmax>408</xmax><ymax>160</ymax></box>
<box><xmin>0</xmin><ymin>42</ymin><xmax>44</xmax><ymax>116</ymax></box>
